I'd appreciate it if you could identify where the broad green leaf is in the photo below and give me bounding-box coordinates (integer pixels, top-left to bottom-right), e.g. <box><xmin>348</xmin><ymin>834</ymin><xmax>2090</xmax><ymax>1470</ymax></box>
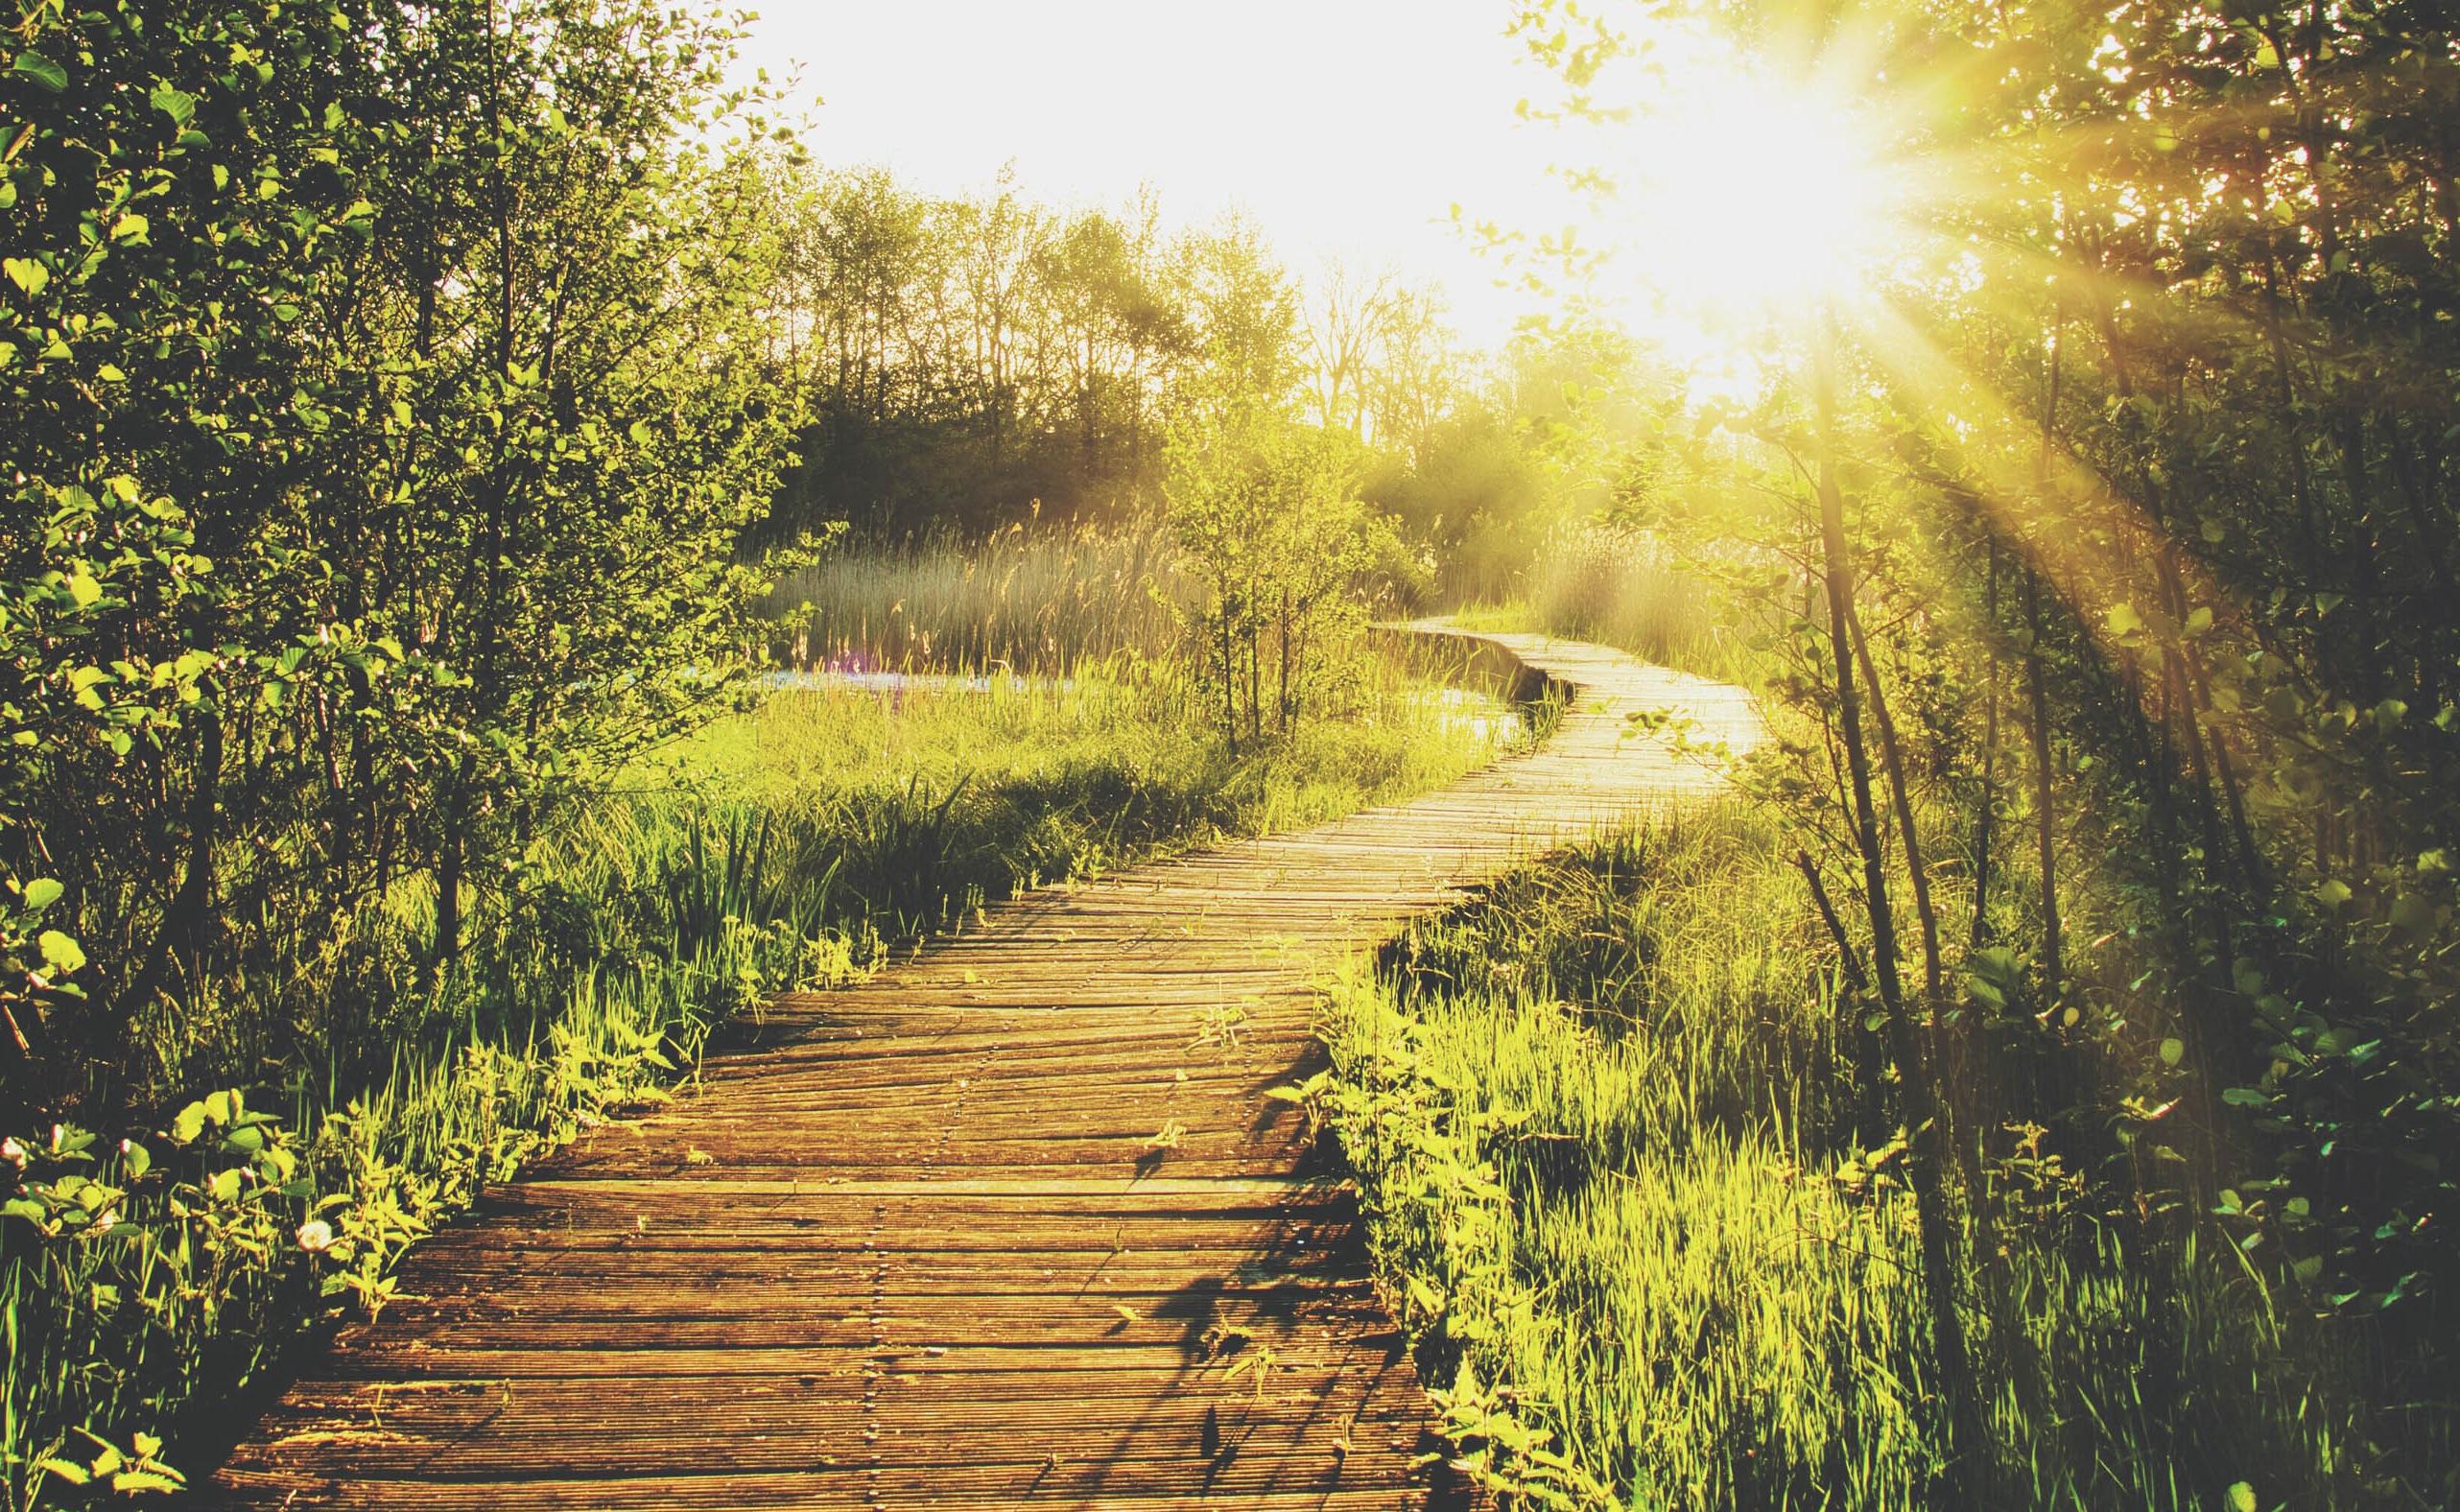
<box><xmin>22</xmin><ymin>876</ymin><xmax>63</xmax><ymax>910</ymax></box>
<box><xmin>37</xmin><ymin>929</ymin><xmax>86</xmax><ymax>974</ymax></box>
<box><xmin>150</xmin><ymin>86</ymin><xmax>199</xmax><ymax>126</ymax></box>
<box><xmin>8</xmin><ymin>50</ymin><xmax>67</xmax><ymax>92</ymax></box>
<box><xmin>34</xmin><ymin>1457</ymin><xmax>91</xmax><ymax>1487</ymax></box>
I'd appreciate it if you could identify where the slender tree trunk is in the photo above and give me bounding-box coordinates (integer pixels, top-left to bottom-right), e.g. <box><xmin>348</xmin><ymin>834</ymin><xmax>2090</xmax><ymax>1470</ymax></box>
<box><xmin>2027</xmin><ymin>300</ymin><xmax>2065</xmax><ymax>1001</ymax></box>
<box><xmin>1247</xmin><ymin>625</ymin><xmax>1263</xmax><ymax>745</ymax></box>
<box><xmin>2024</xmin><ymin>568</ymin><xmax>2061</xmax><ymax>999</ymax></box>
<box><xmin>1847</xmin><ymin>600</ymin><xmax>1944</xmax><ymax>1009</ymax></box>
<box><xmin>1811</xmin><ymin>314</ymin><xmax>1982</xmax><ymax>1496</ymax></box>
<box><xmin>1972</xmin><ymin>544</ymin><xmax>1999</xmax><ymax>948</ymax></box>
<box><xmin>1277</xmin><ymin>587</ymin><xmax>1293</xmax><ymax>735</ymax></box>
<box><xmin>1795</xmin><ymin>849</ymin><xmax>1870</xmax><ymax>995</ymax></box>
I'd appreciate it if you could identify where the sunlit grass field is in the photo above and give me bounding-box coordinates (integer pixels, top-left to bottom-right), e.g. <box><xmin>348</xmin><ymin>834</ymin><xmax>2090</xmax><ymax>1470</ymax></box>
<box><xmin>653</xmin><ymin>651</ymin><xmax>1520</xmax><ymax>931</ymax></box>
<box><xmin>1322</xmin><ymin>812</ymin><xmax>2389</xmax><ymax>1510</ymax></box>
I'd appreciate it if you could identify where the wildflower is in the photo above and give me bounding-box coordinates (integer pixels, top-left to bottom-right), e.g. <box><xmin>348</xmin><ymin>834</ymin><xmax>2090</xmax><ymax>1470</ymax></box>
<box><xmin>1</xmin><ymin>1136</ymin><xmax>25</xmax><ymax>1170</ymax></box>
<box><xmin>89</xmin><ymin>1210</ymin><xmax>117</xmax><ymax>1238</ymax></box>
<box><xmin>296</xmin><ymin>1218</ymin><xmax>336</xmax><ymax>1253</ymax></box>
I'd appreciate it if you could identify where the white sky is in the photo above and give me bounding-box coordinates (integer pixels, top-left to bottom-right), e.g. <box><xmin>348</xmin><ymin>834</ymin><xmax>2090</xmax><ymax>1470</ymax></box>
<box><xmin>738</xmin><ymin>1</ymin><xmax>1575</xmax><ymax>346</ymax></box>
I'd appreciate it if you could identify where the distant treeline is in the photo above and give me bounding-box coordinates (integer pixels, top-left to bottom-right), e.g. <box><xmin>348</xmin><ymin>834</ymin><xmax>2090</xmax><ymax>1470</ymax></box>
<box><xmin>750</xmin><ymin>164</ymin><xmax>1599</xmax><ymax>566</ymax></box>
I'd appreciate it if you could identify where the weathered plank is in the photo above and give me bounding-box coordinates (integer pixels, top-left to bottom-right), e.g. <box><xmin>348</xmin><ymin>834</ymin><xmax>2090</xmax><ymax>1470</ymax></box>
<box><xmin>194</xmin><ymin>627</ymin><xmax>1757</xmax><ymax>1508</ymax></box>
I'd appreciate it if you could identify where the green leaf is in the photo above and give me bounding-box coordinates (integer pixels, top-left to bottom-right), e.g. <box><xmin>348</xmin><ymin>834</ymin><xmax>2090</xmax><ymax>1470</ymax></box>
<box><xmin>22</xmin><ymin>876</ymin><xmax>63</xmax><ymax>910</ymax></box>
<box><xmin>2227</xmin><ymin>1482</ymin><xmax>2258</xmax><ymax>1512</ymax></box>
<box><xmin>169</xmin><ymin>1101</ymin><xmax>206</xmax><ymax>1145</ymax></box>
<box><xmin>37</xmin><ymin>929</ymin><xmax>86</xmax><ymax>975</ymax></box>
<box><xmin>34</xmin><ymin>1457</ymin><xmax>91</xmax><ymax>1487</ymax></box>
<box><xmin>2159</xmin><ymin>1037</ymin><xmax>2185</xmax><ymax>1068</ymax></box>
<box><xmin>4</xmin><ymin>256</ymin><xmax>48</xmax><ymax>297</ymax></box>
<box><xmin>149</xmin><ymin>86</ymin><xmax>199</xmax><ymax>127</ymax></box>
<box><xmin>2103</xmin><ymin>602</ymin><xmax>2146</xmax><ymax>639</ymax></box>
<box><xmin>9</xmin><ymin>50</ymin><xmax>68</xmax><ymax>92</ymax></box>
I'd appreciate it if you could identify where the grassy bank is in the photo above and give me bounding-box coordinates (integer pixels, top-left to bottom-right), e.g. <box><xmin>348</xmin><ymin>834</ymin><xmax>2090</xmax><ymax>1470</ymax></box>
<box><xmin>3</xmin><ymin>648</ymin><xmax>1509</xmax><ymax>1508</ymax></box>
<box><xmin>1320</xmin><ymin>810</ymin><xmax>2386</xmax><ymax>1510</ymax></box>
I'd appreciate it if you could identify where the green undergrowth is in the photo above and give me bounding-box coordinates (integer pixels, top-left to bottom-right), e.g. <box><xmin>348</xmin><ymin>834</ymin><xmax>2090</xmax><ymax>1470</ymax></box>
<box><xmin>3</xmin><ymin>653</ymin><xmax>1509</xmax><ymax>1509</ymax></box>
<box><xmin>1317</xmin><ymin>808</ymin><xmax>2381</xmax><ymax>1510</ymax></box>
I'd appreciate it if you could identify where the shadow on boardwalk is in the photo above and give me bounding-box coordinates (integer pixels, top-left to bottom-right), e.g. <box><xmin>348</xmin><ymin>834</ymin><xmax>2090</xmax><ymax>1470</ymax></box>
<box><xmin>196</xmin><ymin>626</ymin><xmax>1760</xmax><ymax>1510</ymax></box>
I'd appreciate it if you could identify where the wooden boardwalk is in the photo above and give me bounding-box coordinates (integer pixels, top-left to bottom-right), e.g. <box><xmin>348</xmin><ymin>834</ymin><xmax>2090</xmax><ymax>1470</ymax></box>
<box><xmin>201</xmin><ymin>628</ymin><xmax>1759</xmax><ymax>1510</ymax></box>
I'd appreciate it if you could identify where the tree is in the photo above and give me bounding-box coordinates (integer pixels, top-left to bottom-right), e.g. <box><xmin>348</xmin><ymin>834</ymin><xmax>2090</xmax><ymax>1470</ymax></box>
<box><xmin>1165</xmin><ymin>385</ymin><xmax>1392</xmax><ymax>747</ymax></box>
<box><xmin>0</xmin><ymin>0</ymin><xmax>802</xmax><ymax>1118</ymax></box>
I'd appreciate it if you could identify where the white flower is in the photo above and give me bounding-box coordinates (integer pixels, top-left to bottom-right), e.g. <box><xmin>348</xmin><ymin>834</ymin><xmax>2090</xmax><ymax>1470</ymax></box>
<box><xmin>0</xmin><ymin>1136</ymin><xmax>24</xmax><ymax>1169</ymax></box>
<box><xmin>296</xmin><ymin>1218</ymin><xmax>336</xmax><ymax>1253</ymax></box>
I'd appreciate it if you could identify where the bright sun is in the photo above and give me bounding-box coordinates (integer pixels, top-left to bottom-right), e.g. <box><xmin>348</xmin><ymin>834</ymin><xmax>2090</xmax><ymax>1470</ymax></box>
<box><xmin>1633</xmin><ymin>83</ymin><xmax>1893</xmax><ymax>308</ymax></box>
<box><xmin>1564</xmin><ymin>37</ymin><xmax>1909</xmax><ymax>364</ymax></box>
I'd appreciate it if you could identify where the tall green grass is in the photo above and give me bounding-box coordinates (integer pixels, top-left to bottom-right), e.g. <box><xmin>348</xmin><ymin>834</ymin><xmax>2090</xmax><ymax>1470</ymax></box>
<box><xmin>3</xmin><ymin>647</ymin><xmax>1510</xmax><ymax>1510</ymax></box>
<box><xmin>768</xmin><ymin>523</ymin><xmax>1185</xmax><ymax>672</ymax></box>
<box><xmin>1321</xmin><ymin>810</ymin><xmax>2388</xmax><ymax>1510</ymax></box>
<box><xmin>1445</xmin><ymin>523</ymin><xmax>1756</xmax><ymax>683</ymax></box>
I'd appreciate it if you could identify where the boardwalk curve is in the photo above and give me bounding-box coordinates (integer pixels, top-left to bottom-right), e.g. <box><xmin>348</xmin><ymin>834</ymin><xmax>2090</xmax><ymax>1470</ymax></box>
<box><xmin>202</xmin><ymin>627</ymin><xmax>1761</xmax><ymax>1510</ymax></box>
